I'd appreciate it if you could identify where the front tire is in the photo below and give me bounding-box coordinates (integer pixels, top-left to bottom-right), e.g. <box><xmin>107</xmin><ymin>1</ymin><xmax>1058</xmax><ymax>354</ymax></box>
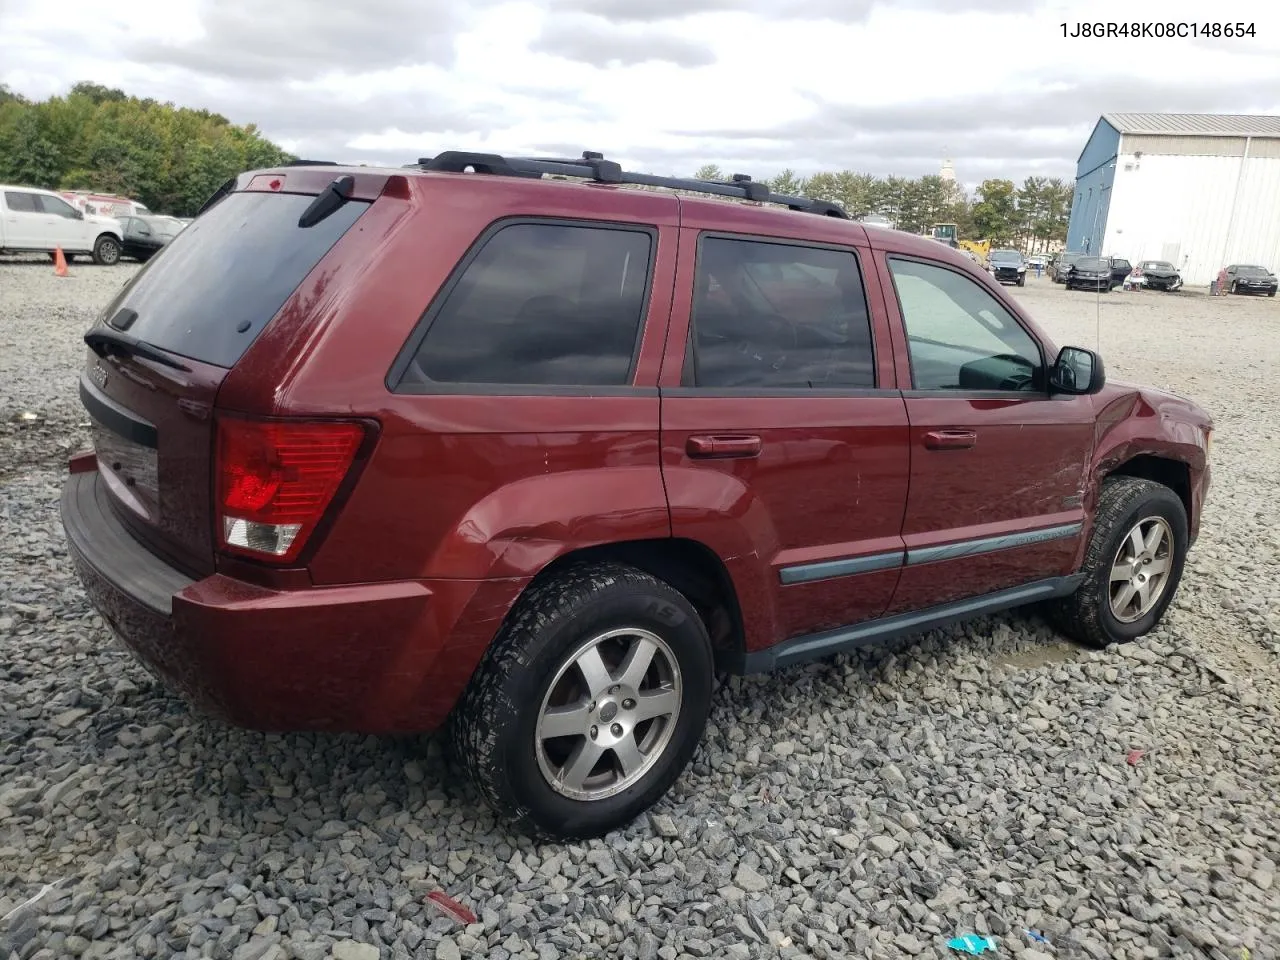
<box><xmin>92</xmin><ymin>234</ymin><xmax>121</xmax><ymax>266</ymax></box>
<box><xmin>1049</xmin><ymin>477</ymin><xmax>1188</xmax><ymax>649</ymax></box>
<box><xmin>449</xmin><ymin>562</ymin><xmax>714</xmax><ymax>841</ymax></box>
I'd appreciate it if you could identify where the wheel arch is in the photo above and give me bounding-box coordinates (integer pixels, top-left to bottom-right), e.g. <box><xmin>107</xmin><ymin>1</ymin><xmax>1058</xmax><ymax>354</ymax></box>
<box><xmin>1106</xmin><ymin>453</ymin><xmax>1191</xmax><ymax>522</ymax></box>
<box><xmin>526</xmin><ymin>537</ymin><xmax>746</xmax><ymax>673</ymax></box>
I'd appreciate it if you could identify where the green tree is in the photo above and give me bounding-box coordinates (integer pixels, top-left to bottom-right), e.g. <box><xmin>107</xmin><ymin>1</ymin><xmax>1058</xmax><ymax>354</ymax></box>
<box><xmin>0</xmin><ymin>82</ymin><xmax>292</xmax><ymax>215</ymax></box>
<box><xmin>971</xmin><ymin>179</ymin><xmax>1018</xmax><ymax>244</ymax></box>
<box><xmin>766</xmin><ymin>168</ymin><xmax>805</xmax><ymax>196</ymax></box>
<box><xmin>692</xmin><ymin>163</ymin><xmax>724</xmax><ymax>181</ymax></box>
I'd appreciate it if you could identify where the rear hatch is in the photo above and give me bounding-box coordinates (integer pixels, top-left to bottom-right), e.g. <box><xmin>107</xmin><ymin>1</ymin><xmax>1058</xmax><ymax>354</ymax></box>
<box><xmin>79</xmin><ymin>179</ymin><xmax>375</xmax><ymax>577</ymax></box>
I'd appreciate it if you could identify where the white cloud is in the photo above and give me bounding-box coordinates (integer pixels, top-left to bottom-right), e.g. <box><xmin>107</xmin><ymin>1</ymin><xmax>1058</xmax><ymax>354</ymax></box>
<box><xmin>2</xmin><ymin>0</ymin><xmax>1278</xmax><ymax>185</ymax></box>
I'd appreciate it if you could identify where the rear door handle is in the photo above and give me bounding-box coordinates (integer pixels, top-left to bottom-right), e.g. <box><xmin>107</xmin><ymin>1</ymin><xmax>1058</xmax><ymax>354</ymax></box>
<box><xmin>923</xmin><ymin>429</ymin><xmax>977</xmax><ymax>450</ymax></box>
<box><xmin>686</xmin><ymin>434</ymin><xmax>762</xmax><ymax>459</ymax></box>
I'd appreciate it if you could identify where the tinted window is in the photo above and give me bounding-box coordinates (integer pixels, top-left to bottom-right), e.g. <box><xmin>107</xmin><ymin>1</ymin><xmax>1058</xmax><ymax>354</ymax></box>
<box><xmin>686</xmin><ymin>237</ymin><xmax>875</xmax><ymax>389</ymax></box>
<box><xmin>404</xmin><ymin>222</ymin><xmax>652</xmax><ymax>387</ymax></box>
<box><xmin>37</xmin><ymin>195</ymin><xmax>78</xmax><ymax>217</ymax></box>
<box><xmin>1236</xmin><ymin>265</ymin><xmax>1268</xmax><ymax>276</ymax></box>
<box><xmin>1076</xmin><ymin>258</ymin><xmax>1107</xmax><ymax>271</ymax></box>
<box><xmin>4</xmin><ymin>191</ymin><xmax>38</xmax><ymax>213</ymax></box>
<box><xmin>888</xmin><ymin>258</ymin><xmax>1042</xmax><ymax>393</ymax></box>
<box><xmin>97</xmin><ymin>190</ymin><xmax>370</xmax><ymax>368</ymax></box>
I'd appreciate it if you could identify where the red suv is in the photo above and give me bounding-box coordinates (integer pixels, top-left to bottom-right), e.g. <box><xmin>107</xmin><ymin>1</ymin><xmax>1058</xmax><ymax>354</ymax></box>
<box><xmin>60</xmin><ymin>152</ymin><xmax>1213</xmax><ymax>840</ymax></box>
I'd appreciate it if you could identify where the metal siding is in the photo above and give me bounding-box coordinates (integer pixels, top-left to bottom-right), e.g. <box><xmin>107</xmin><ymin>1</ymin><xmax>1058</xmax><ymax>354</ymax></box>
<box><xmin>1105</xmin><ymin>113</ymin><xmax>1280</xmax><ymax>137</ymax></box>
<box><xmin>1099</xmin><ymin>152</ymin><xmax>1280</xmax><ymax>284</ymax></box>
<box><xmin>1251</xmin><ymin>139</ymin><xmax>1280</xmax><ymax>160</ymax></box>
<box><xmin>1066</xmin><ymin>161</ymin><xmax>1116</xmax><ymax>254</ymax></box>
<box><xmin>1228</xmin><ymin>155</ymin><xmax>1280</xmax><ymax>272</ymax></box>
<box><xmin>1076</xmin><ymin>119</ymin><xmax>1121</xmax><ymax>176</ymax></box>
<box><xmin>1121</xmin><ymin>134</ymin><xmax>1251</xmax><ymax>157</ymax></box>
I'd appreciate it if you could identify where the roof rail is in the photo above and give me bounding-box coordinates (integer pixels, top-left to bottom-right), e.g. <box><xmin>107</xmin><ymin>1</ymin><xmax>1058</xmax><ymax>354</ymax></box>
<box><xmin>414</xmin><ymin>150</ymin><xmax>850</xmax><ymax>219</ymax></box>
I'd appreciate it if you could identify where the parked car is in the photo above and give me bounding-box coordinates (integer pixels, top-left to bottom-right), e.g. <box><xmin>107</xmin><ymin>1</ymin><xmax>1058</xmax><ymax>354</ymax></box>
<box><xmin>0</xmin><ymin>184</ymin><xmax>124</xmax><ymax>264</ymax></box>
<box><xmin>1108</xmin><ymin>258</ymin><xmax>1133</xmax><ymax>290</ymax></box>
<box><xmin>1049</xmin><ymin>252</ymin><xmax>1084</xmax><ymax>283</ymax></box>
<box><xmin>987</xmin><ymin>248</ymin><xmax>1027</xmax><ymax>286</ymax></box>
<box><xmin>118</xmin><ymin>214</ymin><xmax>185</xmax><ymax>261</ymax></box>
<box><xmin>1135</xmin><ymin>260</ymin><xmax>1183</xmax><ymax>292</ymax></box>
<box><xmin>1064</xmin><ymin>256</ymin><xmax>1113</xmax><ymax>291</ymax></box>
<box><xmin>59</xmin><ymin>152</ymin><xmax>1213</xmax><ymax>840</ymax></box>
<box><xmin>1225</xmin><ymin>264</ymin><xmax>1278</xmax><ymax>296</ymax></box>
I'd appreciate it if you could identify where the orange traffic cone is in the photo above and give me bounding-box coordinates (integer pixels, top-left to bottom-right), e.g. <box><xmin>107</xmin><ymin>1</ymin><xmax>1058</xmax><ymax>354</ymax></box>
<box><xmin>53</xmin><ymin>246</ymin><xmax>69</xmax><ymax>277</ymax></box>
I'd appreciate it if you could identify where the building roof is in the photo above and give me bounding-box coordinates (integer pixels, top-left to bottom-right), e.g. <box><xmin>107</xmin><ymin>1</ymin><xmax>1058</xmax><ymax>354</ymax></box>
<box><xmin>1103</xmin><ymin>113</ymin><xmax>1280</xmax><ymax>138</ymax></box>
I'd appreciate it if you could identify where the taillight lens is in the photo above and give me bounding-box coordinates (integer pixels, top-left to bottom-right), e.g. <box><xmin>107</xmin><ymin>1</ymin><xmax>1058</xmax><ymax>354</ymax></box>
<box><xmin>215</xmin><ymin>417</ymin><xmax>366</xmax><ymax>563</ymax></box>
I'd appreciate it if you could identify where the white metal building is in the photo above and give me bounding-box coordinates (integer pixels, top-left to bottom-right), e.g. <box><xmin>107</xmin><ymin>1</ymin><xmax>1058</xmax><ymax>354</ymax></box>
<box><xmin>1066</xmin><ymin>113</ymin><xmax>1280</xmax><ymax>285</ymax></box>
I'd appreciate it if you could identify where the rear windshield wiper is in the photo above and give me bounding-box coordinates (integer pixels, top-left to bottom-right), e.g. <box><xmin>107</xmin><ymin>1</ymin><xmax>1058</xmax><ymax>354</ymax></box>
<box><xmin>85</xmin><ymin>327</ymin><xmax>191</xmax><ymax>372</ymax></box>
<box><xmin>298</xmin><ymin>175</ymin><xmax>356</xmax><ymax>228</ymax></box>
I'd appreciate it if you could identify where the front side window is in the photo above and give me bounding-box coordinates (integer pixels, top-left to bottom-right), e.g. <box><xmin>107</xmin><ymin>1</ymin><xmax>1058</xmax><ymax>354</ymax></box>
<box><xmin>37</xmin><ymin>195</ymin><xmax>79</xmax><ymax>218</ymax></box>
<box><xmin>887</xmin><ymin>257</ymin><xmax>1043</xmax><ymax>393</ymax></box>
<box><xmin>686</xmin><ymin>237</ymin><xmax>876</xmax><ymax>389</ymax></box>
<box><xmin>402</xmin><ymin>221</ymin><xmax>653</xmax><ymax>388</ymax></box>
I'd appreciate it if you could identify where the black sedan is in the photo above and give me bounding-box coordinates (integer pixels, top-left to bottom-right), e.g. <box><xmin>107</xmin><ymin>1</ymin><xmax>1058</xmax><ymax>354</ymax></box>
<box><xmin>1226</xmin><ymin>264</ymin><xmax>1278</xmax><ymax>297</ymax></box>
<box><xmin>1064</xmin><ymin>256</ymin><xmax>1113</xmax><ymax>291</ymax></box>
<box><xmin>118</xmin><ymin>215</ymin><xmax>184</xmax><ymax>262</ymax></box>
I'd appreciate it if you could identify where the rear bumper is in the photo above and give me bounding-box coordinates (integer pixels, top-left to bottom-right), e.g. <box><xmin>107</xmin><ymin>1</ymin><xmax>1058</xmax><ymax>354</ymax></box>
<box><xmin>60</xmin><ymin>464</ymin><xmax>524</xmax><ymax>733</ymax></box>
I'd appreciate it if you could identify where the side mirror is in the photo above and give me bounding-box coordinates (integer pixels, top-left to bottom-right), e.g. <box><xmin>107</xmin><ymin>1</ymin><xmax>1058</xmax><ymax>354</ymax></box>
<box><xmin>72</xmin><ymin>209</ymin><xmax>84</xmax><ymax>219</ymax></box>
<box><xmin>1049</xmin><ymin>346</ymin><xmax>1106</xmax><ymax>395</ymax></box>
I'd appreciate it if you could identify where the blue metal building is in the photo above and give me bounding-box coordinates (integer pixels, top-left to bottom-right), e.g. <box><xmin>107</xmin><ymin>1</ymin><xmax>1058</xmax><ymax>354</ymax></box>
<box><xmin>1064</xmin><ymin>113</ymin><xmax>1280</xmax><ymax>285</ymax></box>
<box><xmin>1065</xmin><ymin>119</ymin><xmax>1121</xmax><ymax>255</ymax></box>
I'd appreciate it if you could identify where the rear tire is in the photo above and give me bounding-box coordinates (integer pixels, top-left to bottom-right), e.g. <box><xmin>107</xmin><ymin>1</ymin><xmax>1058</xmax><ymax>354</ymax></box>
<box><xmin>92</xmin><ymin>234</ymin><xmax>121</xmax><ymax>266</ymax></box>
<box><xmin>1048</xmin><ymin>477</ymin><xmax>1188</xmax><ymax>649</ymax></box>
<box><xmin>448</xmin><ymin>562</ymin><xmax>714</xmax><ymax>841</ymax></box>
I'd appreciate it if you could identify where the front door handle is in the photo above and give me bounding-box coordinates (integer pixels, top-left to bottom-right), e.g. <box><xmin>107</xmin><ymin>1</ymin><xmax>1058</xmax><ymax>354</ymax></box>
<box><xmin>923</xmin><ymin>429</ymin><xmax>977</xmax><ymax>450</ymax></box>
<box><xmin>686</xmin><ymin>434</ymin><xmax>762</xmax><ymax>459</ymax></box>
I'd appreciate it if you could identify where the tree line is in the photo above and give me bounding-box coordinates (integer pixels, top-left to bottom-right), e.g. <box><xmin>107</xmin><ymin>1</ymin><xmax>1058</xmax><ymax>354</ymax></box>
<box><xmin>0</xmin><ymin>83</ymin><xmax>293</xmax><ymax>217</ymax></box>
<box><xmin>693</xmin><ymin>164</ymin><xmax>1073</xmax><ymax>251</ymax></box>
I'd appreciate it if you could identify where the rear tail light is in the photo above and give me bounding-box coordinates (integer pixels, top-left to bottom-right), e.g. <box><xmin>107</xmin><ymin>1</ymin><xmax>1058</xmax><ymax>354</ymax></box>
<box><xmin>215</xmin><ymin>416</ymin><xmax>367</xmax><ymax>563</ymax></box>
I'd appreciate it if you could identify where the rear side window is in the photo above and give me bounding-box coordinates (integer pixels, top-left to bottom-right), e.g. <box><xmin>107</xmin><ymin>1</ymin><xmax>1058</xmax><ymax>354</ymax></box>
<box><xmin>685</xmin><ymin>237</ymin><xmax>876</xmax><ymax>389</ymax></box>
<box><xmin>399</xmin><ymin>221</ymin><xmax>653</xmax><ymax>388</ymax></box>
<box><xmin>96</xmin><ymin>191</ymin><xmax>370</xmax><ymax>368</ymax></box>
<box><xmin>4</xmin><ymin>191</ymin><xmax>38</xmax><ymax>213</ymax></box>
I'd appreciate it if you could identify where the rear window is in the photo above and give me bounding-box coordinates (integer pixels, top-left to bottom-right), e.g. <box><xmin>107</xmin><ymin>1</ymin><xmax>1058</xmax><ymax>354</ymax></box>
<box><xmin>97</xmin><ymin>191</ymin><xmax>370</xmax><ymax>368</ymax></box>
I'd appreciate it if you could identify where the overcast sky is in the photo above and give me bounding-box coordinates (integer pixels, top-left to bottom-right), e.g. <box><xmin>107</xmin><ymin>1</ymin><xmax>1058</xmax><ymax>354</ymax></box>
<box><xmin>3</xmin><ymin>0</ymin><xmax>1279</xmax><ymax>190</ymax></box>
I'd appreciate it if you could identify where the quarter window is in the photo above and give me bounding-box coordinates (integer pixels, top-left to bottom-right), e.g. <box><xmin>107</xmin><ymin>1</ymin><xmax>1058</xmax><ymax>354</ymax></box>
<box><xmin>887</xmin><ymin>257</ymin><xmax>1043</xmax><ymax>392</ymax></box>
<box><xmin>686</xmin><ymin>237</ymin><xmax>876</xmax><ymax>389</ymax></box>
<box><xmin>403</xmin><ymin>222</ymin><xmax>653</xmax><ymax>387</ymax></box>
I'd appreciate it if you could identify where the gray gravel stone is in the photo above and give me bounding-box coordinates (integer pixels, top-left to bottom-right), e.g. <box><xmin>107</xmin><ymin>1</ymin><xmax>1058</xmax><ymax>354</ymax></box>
<box><xmin>2</xmin><ymin>265</ymin><xmax>1280</xmax><ymax>960</ymax></box>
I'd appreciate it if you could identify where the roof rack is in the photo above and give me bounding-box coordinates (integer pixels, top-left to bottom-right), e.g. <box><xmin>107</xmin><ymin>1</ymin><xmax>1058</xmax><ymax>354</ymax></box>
<box><xmin>414</xmin><ymin>150</ymin><xmax>850</xmax><ymax>219</ymax></box>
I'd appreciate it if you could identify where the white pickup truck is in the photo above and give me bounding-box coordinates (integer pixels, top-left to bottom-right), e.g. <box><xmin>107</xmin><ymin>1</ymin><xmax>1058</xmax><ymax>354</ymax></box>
<box><xmin>0</xmin><ymin>184</ymin><xmax>125</xmax><ymax>264</ymax></box>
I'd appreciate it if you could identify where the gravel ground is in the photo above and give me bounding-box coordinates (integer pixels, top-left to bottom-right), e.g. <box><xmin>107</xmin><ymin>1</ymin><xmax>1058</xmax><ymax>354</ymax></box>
<box><xmin>2</xmin><ymin>256</ymin><xmax>1278</xmax><ymax>960</ymax></box>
